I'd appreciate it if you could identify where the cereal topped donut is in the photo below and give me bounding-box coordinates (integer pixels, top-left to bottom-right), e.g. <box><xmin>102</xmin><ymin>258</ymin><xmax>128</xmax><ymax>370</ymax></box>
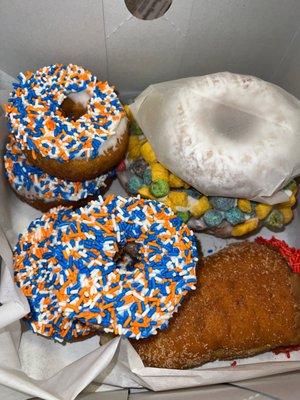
<box><xmin>4</xmin><ymin>135</ymin><xmax>113</xmax><ymax>212</ymax></box>
<box><xmin>117</xmin><ymin>113</ymin><xmax>298</xmax><ymax>238</ymax></box>
<box><xmin>14</xmin><ymin>195</ymin><xmax>198</xmax><ymax>342</ymax></box>
<box><xmin>5</xmin><ymin>64</ymin><xmax>129</xmax><ymax>181</ymax></box>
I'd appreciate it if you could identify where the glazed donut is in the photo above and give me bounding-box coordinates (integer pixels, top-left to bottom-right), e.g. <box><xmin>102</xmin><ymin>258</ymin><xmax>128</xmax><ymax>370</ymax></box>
<box><xmin>132</xmin><ymin>241</ymin><xmax>300</xmax><ymax>369</ymax></box>
<box><xmin>4</xmin><ymin>135</ymin><xmax>113</xmax><ymax>212</ymax></box>
<box><xmin>14</xmin><ymin>195</ymin><xmax>198</xmax><ymax>342</ymax></box>
<box><xmin>5</xmin><ymin>64</ymin><xmax>129</xmax><ymax>181</ymax></box>
<box><xmin>117</xmin><ymin>118</ymin><xmax>298</xmax><ymax>238</ymax></box>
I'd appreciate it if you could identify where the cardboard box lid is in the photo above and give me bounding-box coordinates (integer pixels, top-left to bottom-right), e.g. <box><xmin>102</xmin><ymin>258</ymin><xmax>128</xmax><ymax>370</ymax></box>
<box><xmin>0</xmin><ymin>0</ymin><xmax>299</xmax><ymax>97</ymax></box>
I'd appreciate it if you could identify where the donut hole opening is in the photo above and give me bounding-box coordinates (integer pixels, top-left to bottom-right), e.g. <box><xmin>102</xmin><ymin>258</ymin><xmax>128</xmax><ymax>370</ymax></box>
<box><xmin>205</xmin><ymin>103</ymin><xmax>261</xmax><ymax>142</ymax></box>
<box><xmin>114</xmin><ymin>243</ymin><xmax>140</xmax><ymax>269</ymax></box>
<box><xmin>60</xmin><ymin>91</ymin><xmax>91</xmax><ymax>121</ymax></box>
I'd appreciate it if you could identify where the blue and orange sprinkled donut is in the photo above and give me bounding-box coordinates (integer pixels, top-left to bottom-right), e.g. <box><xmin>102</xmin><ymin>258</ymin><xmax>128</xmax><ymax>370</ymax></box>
<box><xmin>14</xmin><ymin>195</ymin><xmax>199</xmax><ymax>342</ymax></box>
<box><xmin>4</xmin><ymin>135</ymin><xmax>114</xmax><ymax>212</ymax></box>
<box><xmin>5</xmin><ymin>64</ymin><xmax>128</xmax><ymax>181</ymax></box>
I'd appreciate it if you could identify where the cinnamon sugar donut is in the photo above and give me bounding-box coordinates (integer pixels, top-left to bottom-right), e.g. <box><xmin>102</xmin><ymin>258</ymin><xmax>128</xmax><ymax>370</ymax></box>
<box><xmin>132</xmin><ymin>241</ymin><xmax>300</xmax><ymax>369</ymax></box>
<box><xmin>5</xmin><ymin>64</ymin><xmax>129</xmax><ymax>181</ymax></box>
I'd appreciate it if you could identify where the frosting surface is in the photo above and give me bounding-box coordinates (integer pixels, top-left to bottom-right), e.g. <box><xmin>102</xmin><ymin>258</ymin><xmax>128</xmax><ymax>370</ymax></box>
<box><xmin>14</xmin><ymin>195</ymin><xmax>198</xmax><ymax>341</ymax></box>
<box><xmin>4</xmin><ymin>135</ymin><xmax>112</xmax><ymax>202</ymax></box>
<box><xmin>5</xmin><ymin>64</ymin><xmax>126</xmax><ymax>161</ymax></box>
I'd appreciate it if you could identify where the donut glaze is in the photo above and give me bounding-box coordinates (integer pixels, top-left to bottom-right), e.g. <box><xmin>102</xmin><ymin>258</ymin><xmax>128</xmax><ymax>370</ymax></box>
<box><xmin>14</xmin><ymin>195</ymin><xmax>198</xmax><ymax>342</ymax></box>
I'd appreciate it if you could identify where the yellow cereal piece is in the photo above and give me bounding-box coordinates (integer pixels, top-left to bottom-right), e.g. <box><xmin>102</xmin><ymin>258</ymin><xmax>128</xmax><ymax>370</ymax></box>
<box><xmin>237</xmin><ymin>199</ymin><xmax>252</xmax><ymax>214</ymax></box>
<box><xmin>138</xmin><ymin>186</ymin><xmax>155</xmax><ymax>199</ymax></box>
<box><xmin>128</xmin><ymin>135</ymin><xmax>141</xmax><ymax>160</ymax></box>
<box><xmin>168</xmin><ymin>191</ymin><xmax>188</xmax><ymax>208</ymax></box>
<box><xmin>255</xmin><ymin>203</ymin><xmax>273</xmax><ymax>220</ymax></box>
<box><xmin>232</xmin><ymin>218</ymin><xmax>259</xmax><ymax>237</ymax></box>
<box><xmin>124</xmin><ymin>105</ymin><xmax>133</xmax><ymax>121</ymax></box>
<box><xmin>169</xmin><ymin>174</ymin><xmax>186</xmax><ymax>188</ymax></box>
<box><xmin>190</xmin><ymin>196</ymin><xmax>211</xmax><ymax>217</ymax></box>
<box><xmin>151</xmin><ymin>162</ymin><xmax>169</xmax><ymax>181</ymax></box>
<box><xmin>280</xmin><ymin>194</ymin><xmax>297</xmax><ymax>208</ymax></box>
<box><xmin>140</xmin><ymin>141</ymin><xmax>157</xmax><ymax>164</ymax></box>
<box><xmin>276</xmin><ymin>206</ymin><xmax>293</xmax><ymax>224</ymax></box>
<box><xmin>162</xmin><ymin>197</ymin><xmax>176</xmax><ymax>212</ymax></box>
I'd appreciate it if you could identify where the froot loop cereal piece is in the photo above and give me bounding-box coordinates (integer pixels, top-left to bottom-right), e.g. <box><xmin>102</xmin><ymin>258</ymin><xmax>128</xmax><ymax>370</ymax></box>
<box><xmin>5</xmin><ymin>64</ymin><xmax>128</xmax><ymax>181</ymax></box>
<box><xmin>4</xmin><ymin>135</ymin><xmax>112</xmax><ymax>212</ymax></box>
<box><xmin>128</xmin><ymin>135</ymin><xmax>143</xmax><ymax>160</ymax></box>
<box><xmin>151</xmin><ymin>162</ymin><xmax>169</xmax><ymax>182</ymax></box>
<box><xmin>150</xmin><ymin>179</ymin><xmax>170</xmax><ymax>197</ymax></box>
<box><xmin>232</xmin><ymin>218</ymin><xmax>259</xmax><ymax>237</ymax></box>
<box><xmin>168</xmin><ymin>191</ymin><xmax>188</xmax><ymax>208</ymax></box>
<box><xmin>276</xmin><ymin>206</ymin><xmax>293</xmax><ymax>224</ymax></box>
<box><xmin>140</xmin><ymin>142</ymin><xmax>157</xmax><ymax>164</ymax></box>
<box><xmin>255</xmin><ymin>203</ymin><xmax>273</xmax><ymax>220</ymax></box>
<box><xmin>237</xmin><ymin>199</ymin><xmax>252</xmax><ymax>214</ymax></box>
<box><xmin>138</xmin><ymin>186</ymin><xmax>155</xmax><ymax>199</ymax></box>
<box><xmin>118</xmin><ymin>120</ymin><xmax>298</xmax><ymax>238</ymax></box>
<box><xmin>14</xmin><ymin>195</ymin><xmax>198</xmax><ymax>342</ymax></box>
<box><xmin>169</xmin><ymin>174</ymin><xmax>188</xmax><ymax>189</ymax></box>
<box><xmin>190</xmin><ymin>196</ymin><xmax>211</xmax><ymax>218</ymax></box>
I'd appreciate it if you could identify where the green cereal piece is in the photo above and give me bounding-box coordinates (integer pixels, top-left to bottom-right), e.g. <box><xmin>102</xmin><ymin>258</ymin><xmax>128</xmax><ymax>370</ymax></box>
<box><xmin>131</xmin><ymin>121</ymin><xmax>143</xmax><ymax>135</ymax></box>
<box><xmin>177</xmin><ymin>211</ymin><xmax>190</xmax><ymax>223</ymax></box>
<box><xmin>150</xmin><ymin>179</ymin><xmax>170</xmax><ymax>198</ymax></box>
<box><xmin>265</xmin><ymin>209</ymin><xmax>284</xmax><ymax>229</ymax></box>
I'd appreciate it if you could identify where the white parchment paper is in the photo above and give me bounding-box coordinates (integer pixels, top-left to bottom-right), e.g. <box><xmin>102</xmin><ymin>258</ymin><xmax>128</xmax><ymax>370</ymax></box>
<box><xmin>130</xmin><ymin>73</ymin><xmax>300</xmax><ymax>204</ymax></box>
<box><xmin>1</xmin><ymin>71</ymin><xmax>300</xmax><ymax>400</ymax></box>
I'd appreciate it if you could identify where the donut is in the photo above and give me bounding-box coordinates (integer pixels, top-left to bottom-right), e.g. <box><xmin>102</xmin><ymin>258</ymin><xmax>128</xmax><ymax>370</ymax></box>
<box><xmin>4</xmin><ymin>135</ymin><xmax>113</xmax><ymax>212</ymax></box>
<box><xmin>5</xmin><ymin>64</ymin><xmax>129</xmax><ymax>181</ymax></box>
<box><xmin>130</xmin><ymin>72</ymin><xmax>300</xmax><ymax>201</ymax></box>
<box><xmin>117</xmin><ymin>116</ymin><xmax>298</xmax><ymax>238</ymax></box>
<box><xmin>132</xmin><ymin>241</ymin><xmax>300</xmax><ymax>369</ymax></box>
<box><xmin>14</xmin><ymin>195</ymin><xmax>198</xmax><ymax>342</ymax></box>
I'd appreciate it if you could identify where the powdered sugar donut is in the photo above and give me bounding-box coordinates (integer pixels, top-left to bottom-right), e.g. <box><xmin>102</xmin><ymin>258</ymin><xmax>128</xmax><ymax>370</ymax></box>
<box><xmin>131</xmin><ymin>72</ymin><xmax>300</xmax><ymax>202</ymax></box>
<box><xmin>4</xmin><ymin>135</ymin><xmax>113</xmax><ymax>212</ymax></box>
<box><xmin>5</xmin><ymin>64</ymin><xmax>128</xmax><ymax>181</ymax></box>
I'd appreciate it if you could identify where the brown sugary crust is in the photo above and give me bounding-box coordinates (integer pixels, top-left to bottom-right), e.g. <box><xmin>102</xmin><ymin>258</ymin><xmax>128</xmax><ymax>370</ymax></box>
<box><xmin>11</xmin><ymin>176</ymin><xmax>113</xmax><ymax>212</ymax></box>
<box><xmin>25</xmin><ymin>124</ymin><xmax>129</xmax><ymax>182</ymax></box>
<box><xmin>132</xmin><ymin>242</ymin><xmax>300</xmax><ymax>369</ymax></box>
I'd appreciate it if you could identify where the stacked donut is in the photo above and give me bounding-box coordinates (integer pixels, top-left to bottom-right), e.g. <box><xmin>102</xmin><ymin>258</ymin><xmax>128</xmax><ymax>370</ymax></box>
<box><xmin>4</xmin><ymin>64</ymin><xmax>128</xmax><ymax>211</ymax></box>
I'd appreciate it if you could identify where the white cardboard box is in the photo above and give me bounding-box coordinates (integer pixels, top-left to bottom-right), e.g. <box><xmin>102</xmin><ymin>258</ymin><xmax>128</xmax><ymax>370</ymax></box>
<box><xmin>0</xmin><ymin>1</ymin><xmax>300</xmax><ymax>399</ymax></box>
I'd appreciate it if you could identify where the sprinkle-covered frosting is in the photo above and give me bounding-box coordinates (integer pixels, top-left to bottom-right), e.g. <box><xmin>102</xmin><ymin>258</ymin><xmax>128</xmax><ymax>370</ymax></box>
<box><xmin>14</xmin><ymin>195</ymin><xmax>198</xmax><ymax>341</ymax></box>
<box><xmin>4</xmin><ymin>135</ymin><xmax>112</xmax><ymax>203</ymax></box>
<box><xmin>5</xmin><ymin>64</ymin><xmax>126</xmax><ymax>161</ymax></box>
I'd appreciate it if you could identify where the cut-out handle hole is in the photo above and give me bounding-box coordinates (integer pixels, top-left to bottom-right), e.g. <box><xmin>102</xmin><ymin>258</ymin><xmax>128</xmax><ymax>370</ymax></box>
<box><xmin>125</xmin><ymin>0</ymin><xmax>172</xmax><ymax>20</ymax></box>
